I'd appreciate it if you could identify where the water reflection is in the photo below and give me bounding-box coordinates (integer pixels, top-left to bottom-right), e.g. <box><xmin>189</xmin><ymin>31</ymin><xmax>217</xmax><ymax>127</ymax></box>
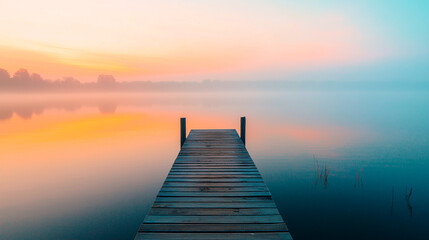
<box><xmin>0</xmin><ymin>93</ymin><xmax>275</xmax><ymax>121</ymax></box>
<box><xmin>313</xmin><ymin>155</ymin><xmax>330</xmax><ymax>189</ymax></box>
<box><xmin>1</xmin><ymin>91</ymin><xmax>428</xmax><ymax>240</ymax></box>
<box><xmin>0</xmin><ymin>95</ymin><xmax>117</xmax><ymax>120</ymax></box>
<box><xmin>98</xmin><ymin>101</ymin><xmax>117</xmax><ymax>114</ymax></box>
<box><xmin>405</xmin><ymin>187</ymin><xmax>413</xmax><ymax>216</ymax></box>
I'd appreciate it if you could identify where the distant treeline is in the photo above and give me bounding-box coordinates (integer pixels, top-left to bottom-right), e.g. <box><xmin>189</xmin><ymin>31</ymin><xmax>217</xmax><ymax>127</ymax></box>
<box><xmin>1</xmin><ymin>68</ymin><xmax>428</xmax><ymax>92</ymax></box>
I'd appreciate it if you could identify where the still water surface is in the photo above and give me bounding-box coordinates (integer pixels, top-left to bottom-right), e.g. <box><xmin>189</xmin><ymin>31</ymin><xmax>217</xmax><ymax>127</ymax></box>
<box><xmin>1</xmin><ymin>91</ymin><xmax>428</xmax><ymax>240</ymax></box>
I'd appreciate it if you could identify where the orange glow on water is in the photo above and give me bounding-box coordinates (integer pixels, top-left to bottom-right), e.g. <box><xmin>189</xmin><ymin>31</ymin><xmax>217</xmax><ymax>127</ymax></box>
<box><xmin>276</xmin><ymin>124</ymin><xmax>363</xmax><ymax>146</ymax></box>
<box><xmin>0</xmin><ymin>112</ymin><xmax>175</xmax><ymax>151</ymax></box>
<box><xmin>281</xmin><ymin>125</ymin><xmax>324</xmax><ymax>142</ymax></box>
<box><xmin>0</xmin><ymin>109</ymin><xmax>177</xmax><ymax>213</ymax></box>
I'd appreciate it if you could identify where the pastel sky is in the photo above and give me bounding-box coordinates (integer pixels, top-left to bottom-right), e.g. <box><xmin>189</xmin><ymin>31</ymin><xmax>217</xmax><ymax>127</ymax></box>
<box><xmin>0</xmin><ymin>0</ymin><xmax>428</xmax><ymax>82</ymax></box>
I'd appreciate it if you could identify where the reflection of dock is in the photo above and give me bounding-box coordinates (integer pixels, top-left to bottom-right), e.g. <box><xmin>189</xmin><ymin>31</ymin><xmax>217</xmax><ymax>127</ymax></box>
<box><xmin>135</xmin><ymin>118</ymin><xmax>292</xmax><ymax>239</ymax></box>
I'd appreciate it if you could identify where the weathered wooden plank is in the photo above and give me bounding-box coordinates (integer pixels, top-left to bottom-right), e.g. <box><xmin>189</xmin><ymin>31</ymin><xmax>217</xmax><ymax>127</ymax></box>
<box><xmin>179</xmin><ymin>151</ymin><xmax>248</xmax><ymax>153</ymax></box>
<box><xmin>152</xmin><ymin>202</ymin><xmax>277</xmax><ymax>208</ymax></box>
<box><xmin>172</xmin><ymin>165</ymin><xmax>256</xmax><ymax>168</ymax></box>
<box><xmin>174</xmin><ymin>159</ymin><xmax>253</xmax><ymax>162</ymax></box>
<box><xmin>182</xmin><ymin>146</ymin><xmax>244</xmax><ymax>149</ymax></box>
<box><xmin>179</xmin><ymin>154</ymin><xmax>249</xmax><ymax>156</ymax></box>
<box><xmin>174</xmin><ymin>161</ymin><xmax>253</xmax><ymax>163</ymax></box>
<box><xmin>171</xmin><ymin>167</ymin><xmax>257</xmax><ymax>170</ymax></box>
<box><xmin>148</xmin><ymin>207</ymin><xmax>280</xmax><ymax>216</ymax></box>
<box><xmin>155</xmin><ymin>196</ymin><xmax>273</xmax><ymax>202</ymax></box>
<box><xmin>168</xmin><ymin>171</ymin><xmax>259</xmax><ymax>175</ymax></box>
<box><xmin>173</xmin><ymin>163</ymin><xmax>255</xmax><ymax>166</ymax></box>
<box><xmin>175</xmin><ymin>159</ymin><xmax>252</xmax><ymax>162</ymax></box>
<box><xmin>159</xmin><ymin>187</ymin><xmax>269</xmax><ymax>192</ymax></box>
<box><xmin>172</xmin><ymin>164</ymin><xmax>255</xmax><ymax>167</ymax></box>
<box><xmin>176</xmin><ymin>156</ymin><xmax>250</xmax><ymax>158</ymax></box>
<box><xmin>139</xmin><ymin>223</ymin><xmax>288</xmax><ymax>232</ymax></box>
<box><xmin>176</xmin><ymin>157</ymin><xmax>250</xmax><ymax>159</ymax></box>
<box><xmin>180</xmin><ymin>150</ymin><xmax>247</xmax><ymax>153</ymax></box>
<box><xmin>162</xmin><ymin>182</ymin><xmax>267</xmax><ymax>187</ymax></box>
<box><xmin>184</xmin><ymin>137</ymin><xmax>239</xmax><ymax>139</ymax></box>
<box><xmin>135</xmin><ymin>232</ymin><xmax>293</xmax><ymax>240</ymax></box>
<box><xmin>167</xmin><ymin>174</ymin><xmax>262</xmax><ymax>178</ymax></box>
<box><xmin>175</xmin><ymin>157</ymin><xmax>253</xmax><ymax>163</ymax></box>
<box><xmin>157</xmin><ymin>192</ymin><xmax>271</xmax><ymax>197</ymax></box>
<box><xmin>177</xmin><ymin>157</ymin><xmax>249</xmax><ymax>159</ymax></box>
<box><xmin>170</xmin><ymin>170</ymin><xmax>258</xmax><ymax>173</ymax></box>
<box><xmin>173</xmin><ymin>161</ymin><xmax>254</xmax><ymax>164</ymax></box>
<box><xmin>144</xmin><ymin>215</ymin><xmax>285</xmax><ymax>224</ymax></box>
<box><xmin>180</xmin><ymin>156</ymin><xmax>251</xmax><ymax>157</ymax></box>
<box><xmin>182</xmin><ymin>143</ymin><xmax>244</xmax><ymax>145</ymax></box>
<box><xmin>164</xmin><ymin>179</ymin><xmax>264</xmax><ymax>183</ymax></box>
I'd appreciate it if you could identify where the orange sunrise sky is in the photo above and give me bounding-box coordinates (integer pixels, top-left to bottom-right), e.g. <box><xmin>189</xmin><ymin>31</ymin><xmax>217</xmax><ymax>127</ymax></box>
<box><xmin>0</xmin><ymin>1</ymin><xmax>426</xmax><ymax>82</ymax></box>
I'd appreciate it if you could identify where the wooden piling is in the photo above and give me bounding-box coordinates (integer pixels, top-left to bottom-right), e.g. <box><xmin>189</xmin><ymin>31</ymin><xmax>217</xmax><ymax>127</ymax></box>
<box><xmin>240</xmin><ymin>116</ymin><xmax>246</xmax><ymax>145</ymax></box>
<box><xmin>180</xmin><ymin>118</ymin><xmax>186</xmax><ymax>148</ymax></box>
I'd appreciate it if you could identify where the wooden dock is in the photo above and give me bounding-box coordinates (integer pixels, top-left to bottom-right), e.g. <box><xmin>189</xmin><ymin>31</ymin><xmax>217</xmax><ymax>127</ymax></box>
<box><xmin>135</xmin><ymin>127</ymin><xmax>292</xmax><ymax>239</ymax></box>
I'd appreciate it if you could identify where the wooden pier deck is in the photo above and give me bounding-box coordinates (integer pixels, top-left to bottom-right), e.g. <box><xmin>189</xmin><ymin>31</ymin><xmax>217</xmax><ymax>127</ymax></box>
<box><xmin>135</xmin><ymin>129</ymin><xmax>292</xmax><ymax>240</ymax></box>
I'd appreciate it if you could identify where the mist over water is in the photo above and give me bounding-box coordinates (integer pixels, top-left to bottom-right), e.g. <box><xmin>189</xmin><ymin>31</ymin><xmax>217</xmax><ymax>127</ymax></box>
<box><xmin>1</xmin><ymin>91</ymin><xmax>428</xmax><ymax>240</ymax></box>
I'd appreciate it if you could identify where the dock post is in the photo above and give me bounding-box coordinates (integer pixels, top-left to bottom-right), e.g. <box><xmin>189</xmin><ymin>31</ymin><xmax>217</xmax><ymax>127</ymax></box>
<box><xmin>240</xmin><ymin>116</ymin><xmax>246</xmax><ymax>145</ymax></box>
<box><xmin>180</xmin><ymin>118</ymin><xmax>186</xmax><ymax>148</ymax></box>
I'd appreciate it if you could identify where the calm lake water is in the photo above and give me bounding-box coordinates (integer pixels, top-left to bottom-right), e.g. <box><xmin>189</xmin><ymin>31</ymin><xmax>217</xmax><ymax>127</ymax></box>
<box><xmin>1</xmin><ymin>91</ymin><xmax>428</xmax><ymax>240</ymax></box>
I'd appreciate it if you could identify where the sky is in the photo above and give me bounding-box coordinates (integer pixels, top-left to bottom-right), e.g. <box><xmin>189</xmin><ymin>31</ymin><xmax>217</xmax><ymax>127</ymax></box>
<box><xmin>0</xmin><ymin>0</ymin><xmax>428</xmax><ymax>82</ymax></box>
